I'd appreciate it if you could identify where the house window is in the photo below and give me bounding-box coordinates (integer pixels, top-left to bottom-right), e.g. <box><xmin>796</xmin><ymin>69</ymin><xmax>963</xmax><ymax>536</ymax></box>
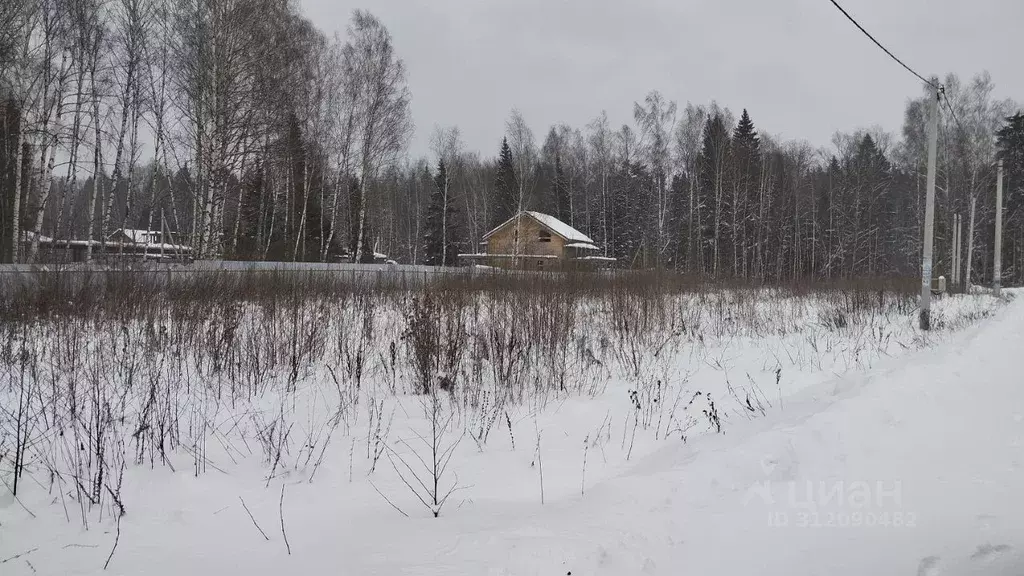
<box><xmin>537</xmin><ymin>259</ymin><xmax>544</xmax><ymax>270</ymax></box>
<box><xmin>538</xmin><ymin>230</ymin><xmax>552</xmax><ymax>243</ymax></box>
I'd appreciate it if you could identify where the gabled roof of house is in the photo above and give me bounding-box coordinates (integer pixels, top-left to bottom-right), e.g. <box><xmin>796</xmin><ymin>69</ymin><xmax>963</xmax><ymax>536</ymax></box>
<box><xmin>109</xmin><ymin>229</ymin><xmax>160</xmax><ymax>244</ymax></box>
<box><xmin>483</xmin><ymin>211</ymin><xmax>595</xmax><ymax>244</ymax></box>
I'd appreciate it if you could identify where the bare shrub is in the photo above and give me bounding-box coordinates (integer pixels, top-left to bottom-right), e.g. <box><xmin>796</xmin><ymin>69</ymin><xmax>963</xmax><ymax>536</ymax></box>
<box><xmin>0</xmin><ymin>265</ymin><xmax>996</xmax><ymax>538</ymax></box>
<box><xmin>403</xmin><ymin>292</ymin><xmax>467</xmax><ymax>396</ymax></box>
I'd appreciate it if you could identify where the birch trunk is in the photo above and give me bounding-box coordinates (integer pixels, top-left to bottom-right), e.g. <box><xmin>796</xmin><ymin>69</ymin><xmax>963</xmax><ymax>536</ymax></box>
<box><xmin>441</xmin><ymin>171</ymin><xmax>449</xmax><ymax>265</ymax></box>
<box><xmin>966</xmin><ymin>195</ymin><xmax>978</xmax><ymax>289</ymax></box>
<box><xmin>102</xmin><ymin>87</ymin><xmax>133</xmax><ymax>242</ymax></box>
<box><xmin>354</xmin><ymin>157</ymin><xmax>369</xmax><ymax>262</ymax></box>
<box><xmin>9</xmin><ymin>116</ymin><xmax>25</xmax><ymax>262</ymax></box>
<box><xmin>293</xmin><ymin>154</ymin><xmax>310</xmax><ymax>261</ymax></box>
<box><xmin>85</xmin><ymin>62</ymin><xmax>102</xmax><ymax>262</ymax></box>
<box><xmin>28</xmin><ymin>64</ymin><xmax>66</xmax><ymax>262</ymax></box>
<box><xmin>28</xmin><ymin>135</ymin><xmax>58</xmax><ymax>262</ymax></box>
<box><xmin>230</xmin><ymin>155</ymin><xmax>247</xmax><ymax>257</ymax></box>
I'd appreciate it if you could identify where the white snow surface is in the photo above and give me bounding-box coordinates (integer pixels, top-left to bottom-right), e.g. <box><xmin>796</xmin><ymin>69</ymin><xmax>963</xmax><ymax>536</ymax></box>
<box><xmin>2</xmin><ymin>291</ymin><xmax>1023</xmax><ymax>575</ymax></box>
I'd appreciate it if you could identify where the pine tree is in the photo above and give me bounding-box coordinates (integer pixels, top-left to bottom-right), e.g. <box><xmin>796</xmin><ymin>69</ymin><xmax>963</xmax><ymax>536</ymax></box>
<box><xmin>423</xmin><ymin>159</ymin><xmax>461</xmax><ymax>266</ymax></box>
<box><xmin>494</xmin><ymin>137</ymin><xmax>518</xmax><ymax>227</ymax></box>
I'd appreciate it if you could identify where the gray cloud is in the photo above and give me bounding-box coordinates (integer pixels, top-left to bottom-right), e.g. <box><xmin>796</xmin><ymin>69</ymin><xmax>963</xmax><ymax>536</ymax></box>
<box><xmin>301</xmin><ymin>0</ymin><xmax>1023</xmax><ymax>158</ymax></box>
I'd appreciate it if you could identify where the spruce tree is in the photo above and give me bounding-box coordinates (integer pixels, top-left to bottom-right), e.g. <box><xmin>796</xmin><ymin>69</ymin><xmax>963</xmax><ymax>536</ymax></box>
<box><xmin>997</xmin><ymin>112</ymin><xmax>1024</xmax><ymax>195</ymax></box>
<box><xmin>609</xmin><ymin>160</ymin><xmax>651</xmax><ymax>265</ymax></box>
<box><xmin>730</xmin><ymin>109</ymin><xmax>760</xmax><ymax>277</ymax></box>
<box><xmin>423</xmin><ymin>159</ymin><xmax>461</xmax><ymax>266</ymax></box>
<box><xmin>494</xmin><ymin>137</ymin><xmax>518</xmax><ymax>227</ymax></box>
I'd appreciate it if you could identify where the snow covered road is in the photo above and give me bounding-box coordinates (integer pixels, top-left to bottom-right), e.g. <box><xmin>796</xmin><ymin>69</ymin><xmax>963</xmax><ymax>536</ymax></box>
<box><xmin>336</xmin><ymin>292</ymin><xmax>1024</xmax><ymax>575</ymax></box>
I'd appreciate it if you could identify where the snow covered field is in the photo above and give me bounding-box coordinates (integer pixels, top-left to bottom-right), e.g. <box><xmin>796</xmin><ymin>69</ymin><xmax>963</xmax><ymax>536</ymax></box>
<box><xmin>0</xmin><ymin>283</ymin><xmax>1019</xmax><ymax>575</ymax></box>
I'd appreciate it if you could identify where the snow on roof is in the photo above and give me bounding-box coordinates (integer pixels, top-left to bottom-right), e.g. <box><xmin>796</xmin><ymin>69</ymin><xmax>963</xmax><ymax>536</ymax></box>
<box><xmin>565</xmin><ymin>242</ymin><xmax>599</xmax><ymax>250</ymax></box>
<box><xmin>523</xmin><ymin>212</ymin><xmax>593</xmax><ymax>243</ymax></box>
<box><xmin>483</xmin><ymin>211</ymin><xmax>595</xmax><ymax>244</ymax></box>
<box><xmin>459</xmin><ymin>253</ymin><xmax>558</xmax><ymax>259</ymax></box>
<box><xmin>575</xmin><ymin>256</ymin><xmax>616</xmax><ymax>261</ymax></box>
<box><xmin>142</xmin><ymin>243</ymin><xmax>192</xmax><ymax>252</ymax></box>
<box><xmin>110</xmin><ymin>229</ymin><xmax>161</xmax><ymax>244</ymax></box>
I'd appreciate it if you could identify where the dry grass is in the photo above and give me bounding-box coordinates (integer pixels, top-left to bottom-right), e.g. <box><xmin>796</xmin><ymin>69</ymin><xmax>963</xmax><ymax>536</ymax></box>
<box><xmin>0</xmin><ymin>266</ymin><xmax>969</xmax><ymax>530</ymax></box>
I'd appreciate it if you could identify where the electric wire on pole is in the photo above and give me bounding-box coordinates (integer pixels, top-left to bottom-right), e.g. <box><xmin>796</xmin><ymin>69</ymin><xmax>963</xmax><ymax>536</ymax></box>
<box><xmin>825</xmin><ymin>0</ymin><xmax>945</xmax><ymax>329</ymax></box>
<box><xmin>825</xmin><ymin>0</ymin><xmax>940</xmax><ymax>90</ymax></box>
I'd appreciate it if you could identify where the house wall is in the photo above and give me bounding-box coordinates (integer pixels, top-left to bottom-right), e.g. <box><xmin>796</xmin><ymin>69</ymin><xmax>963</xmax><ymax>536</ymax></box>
<box><xmin>486</xmin><ymin>215</ymin><xmax>567</xmax><ymax>271</ymax></box>
<box><xmin>27</xmin><ymin>244</ymin><xmax>85</xmax><ymax>263</ymax></box>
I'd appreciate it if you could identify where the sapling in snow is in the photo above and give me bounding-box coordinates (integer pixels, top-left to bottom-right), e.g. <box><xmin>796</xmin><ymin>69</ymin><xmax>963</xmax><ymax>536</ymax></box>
<box><xmin>384</xmin><ymin>391</ymin><xmax>464</xmax><ymax>517</ymax></box>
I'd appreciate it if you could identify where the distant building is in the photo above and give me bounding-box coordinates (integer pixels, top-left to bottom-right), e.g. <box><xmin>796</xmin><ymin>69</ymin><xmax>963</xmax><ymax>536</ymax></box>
<box><xmin>20</xmin><ymin>229</ymin><xmax>193</xmax><ymax>263</ymax></box>
<box><xmin>105</xmin><ymin>228</ymin><xmax>193</xmax><ymax>261</ymax></box>
<box><xmin>107</xmin><ymin>229</ymin><xmax>165</xmax><ymax>246</ymax></box>
<box><xmin>459</xmin><ymin>211</ymin><xmax>615</xmax><ymax>271</ymax></box>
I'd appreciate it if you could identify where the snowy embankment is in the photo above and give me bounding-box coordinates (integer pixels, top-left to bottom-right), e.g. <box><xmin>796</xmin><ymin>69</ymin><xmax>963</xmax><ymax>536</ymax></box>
<box><xmin>0</xmin><ymin>287</ymin><xmax>1019</xmax><ymax>575</ymax></box>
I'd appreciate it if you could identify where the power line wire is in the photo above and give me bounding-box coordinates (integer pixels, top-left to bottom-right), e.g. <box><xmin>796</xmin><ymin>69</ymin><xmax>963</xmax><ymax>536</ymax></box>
<box><xmin>940</xmin><ymin>90</ymin><xmax>968</xmax><ymax>135</ymax></box>
<box><xmin>826</xmin><ymin>0</ymin><xmax>940</xmax><ymax>90</ymax></box>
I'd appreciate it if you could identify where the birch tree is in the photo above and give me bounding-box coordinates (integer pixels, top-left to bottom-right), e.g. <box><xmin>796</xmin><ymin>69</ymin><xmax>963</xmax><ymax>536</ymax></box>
<box><xmin>430</xmin><ymin>125</ymin><xmax>461</xmax><ymax>265</ymax></box>
<box><xmin>344</xmin><ymin>10</ymin><xmax>411</xmax><ymax>263</ymax></box>
<box><xmin>505</xmin><ymin>108</ymin><xmax>536</xmax><ymax>260</ymax></box>
<box><xmin>633</xmin><ymin>91</ymin><xmax>677</xmax><ymax>266</ymax></box>
<box><xmin>674</xmin><ymin>104</ymin><xmax>707</xmax><ymax>272</ymax></box>
<box><xmin>3</xmin><ymin>0</ymin><xmax>48</xmax><ymax>261</ymax></box>
<box><xmin>99</xmin><ymin>0</ymin><xmax>150</xmax><ymax>248</ymax></box>
<box><xmin>22</xmin><ymin>0</ymin><xmax>73</xmax><ymax>262</ymax></box>
<box><xmin>587</xmin><ymin>111</ymin><xmax>613</xmax><ymax>255</ymax></box>
<box><xmin>171</xmin><ymin>0</ymin><xmax>264</xmax><ymax>259</ymax></box>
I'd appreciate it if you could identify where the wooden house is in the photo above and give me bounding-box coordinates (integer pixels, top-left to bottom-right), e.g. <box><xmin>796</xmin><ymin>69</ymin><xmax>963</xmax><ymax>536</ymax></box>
<box><xmin>108</xmin><ymin>229</ymin><xmax>163</xmax><ymax>245</ymax></box>
<box><xmin>459</xmin><ymin>211</ymin><xmax>615</xmax><ymax>271</ymax></box>
<box><xmin>18</xmin><ymin>229</ymin><xmax>193</xmax><ymax>263</ymax></box>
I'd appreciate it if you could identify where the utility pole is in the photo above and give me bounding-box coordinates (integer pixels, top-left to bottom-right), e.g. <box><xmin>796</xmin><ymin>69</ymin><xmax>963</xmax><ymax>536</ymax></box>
<box><xmin>950</xmin><ymin>213</ymin><xmax>958</xmax><ymax>286</ymax></box>
<box><xmin>967</xmin><ymin>196</ymin><xmax>977</xmax><ymax>290</ymax></box>
<box><xmin>160</xmin><ymin>209</ymin><xmax>166</xmax><ymax>260</ymax></box>
<box><xmin>920</xmin><ymin>88</ymin><xmax>940</xmax><ymax>330</ymax></box>
<box><xmin>994</xmin><ymin>159</ymin><xmax>1003</xmax><ymax>295</ymax></box>
<box><xmin>948</xmin><ymin>216</ymin><xmax>956</xmax><ymax>287</ymax></box>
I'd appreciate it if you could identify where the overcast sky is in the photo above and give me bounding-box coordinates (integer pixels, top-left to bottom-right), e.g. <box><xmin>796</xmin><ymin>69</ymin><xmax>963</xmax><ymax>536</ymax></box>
<box><xmin>300</xmin><ymin>0</ymin><xmax>1023</xmax><ymax>159</ymax></box>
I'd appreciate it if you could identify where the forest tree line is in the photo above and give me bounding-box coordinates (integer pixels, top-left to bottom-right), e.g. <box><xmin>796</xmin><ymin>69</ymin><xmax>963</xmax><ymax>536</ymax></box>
<box><xmin>2</xmin><ymin>0</ymin><xmax>1023</xmax><ymax>284</ymax></box>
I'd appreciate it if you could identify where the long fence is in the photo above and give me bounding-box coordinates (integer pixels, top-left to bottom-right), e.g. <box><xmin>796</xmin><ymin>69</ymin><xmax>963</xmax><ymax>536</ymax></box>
<box><xmin>0</xmin><ymin>261</ymin><xmax>449</xmax><ymax>295</ymax></box>
<box><xmin>0</xmin><ymin>260</ymin><xmax>632</xmax><ymax>299</ymax></box>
